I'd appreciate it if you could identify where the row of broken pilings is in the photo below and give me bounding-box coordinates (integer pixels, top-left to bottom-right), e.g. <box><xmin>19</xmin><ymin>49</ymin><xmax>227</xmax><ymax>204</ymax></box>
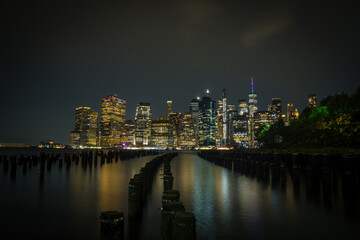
<box><xmin>0</xmin><ymin>149</ymin><xmax>160</xmax><ymax>179</ymax></box>
<box><xmin>100</xmin><ymin>153</ymin><xmax>178</xmax><ymax>239</ymax></box>
<box><xmin>161</xmin><ymin>154</ymin><xmax>196</xmax><ymax>240</ymax></box>
<box><xmin>198</xmin><ymin>150</ymin><xmax>360</xmax><ymax>217</ymax></box>
<box><xmin>128</xmin><ymin>153</ymin><xmax>178</xmax><ymax>219</ymax></box>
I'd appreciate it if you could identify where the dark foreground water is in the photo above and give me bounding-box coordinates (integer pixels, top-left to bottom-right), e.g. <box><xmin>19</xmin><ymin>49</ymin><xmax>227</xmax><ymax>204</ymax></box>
<box><xmin>0</xmin><ymin>151</ymin><xmax>359</xmax><ymax>240</ymax></box>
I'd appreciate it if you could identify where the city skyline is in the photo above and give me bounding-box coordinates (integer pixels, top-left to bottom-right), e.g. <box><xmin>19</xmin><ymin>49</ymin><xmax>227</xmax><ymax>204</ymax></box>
<box><xmin>67</xmin><ymin>80</ymin><xmax>305</xmax><ymax>149</ymax></box>
<box><xmin>0</xmin><ymin>82</ymin><xmax>355</xmax><ymax>146</ymax></box>
<box><xmin>2</xmin><ymin>1</ymin><xmax>359</xmax><ymax>145</ymax></box>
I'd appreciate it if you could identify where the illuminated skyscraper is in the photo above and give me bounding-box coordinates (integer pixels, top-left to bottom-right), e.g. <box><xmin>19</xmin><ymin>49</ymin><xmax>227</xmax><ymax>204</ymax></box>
<box><xmin>248</xmin><ymin>77</ymin><xmax>258</xmax><ymax>117</ymax></box>
<box><xmin>233</xmin><ymin>115</ymin><xmax>249</xmax><ymax>147</ymax></box>
<box><xmin>221</xmin><ymin>89</ymin><xmax>228</xmax><ymax>146</ymax></box>
<box><xmin>100</xmin><ymin>95</ymin><xmax>126</xmax><ymax>147</ymax></box>
<box><xmin>169</xmin><ymin>112</ymin><xmax>183</xmax><ymax>147</ymax></box>
<box><xmin>69</xmin><ymin>130</ymin><xmax>81</xmax><ymax>147</ymax></box>
<box><xmin>179</xmin><ymin>113</ymin><xmax>196</xmax><ymax>148</ymax></box>
<box><xmin>71</xmin><ymin>106</ymin><xmax>98</xmax><ymax>147</ymax></box>
<box><xmin>166</xmin><ymin>100</ymin><xmax>173</xmax><ymax>119</ymax></box>
<box><xmin>215</xmin><ymin>89</ymin><xmax>229</xmax><ymax>147</ymax></box>
<box><xmin>308</xmin><ymin>94</ymin><xmax>317</xmax><ymax>108</ymax></box>
<box><xmin>238</xmin><ymin>98</ymin><xmax>248</xmax><ymax>116</ymax></box>
<box><xmin>189</xmin><ymin>98</ymin><xmax>200</xmax><ymax>146</ymax></box>
<box><xmin>151</xmin><ymin>117</ymin><xmax>174</xmax><ymax>148</ymax></box>
<box><xmin>248</xmin><ymin>77</ymin><xmax>258</xmax><ymax>148</ymax></box>
<box><xmin>121</xmin><ymin>120</ymin><xmax>135</xmax><ymax>147</ymax></box>
<box><xmin>215</xmin><ymin>98</ymin><xmax>223</xmax><ymax>147</ymax></box>
<box><xmin>134</xmin><ymin>102</ymin><xmax>152</xmax><ymax>146</ymax></box>
<box><xmin>198</xmin><ymin>89</ymin><xmax>216</xmax><ymax>147</ymax></box>
<box><xmin>226</xmin><ymin>109</ymin><xmax>237</xmax><ymax>146</ymax></box>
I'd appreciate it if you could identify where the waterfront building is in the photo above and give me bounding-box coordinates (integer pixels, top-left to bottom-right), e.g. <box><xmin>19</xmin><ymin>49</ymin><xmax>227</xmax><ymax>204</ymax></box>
<box><xmin>248</xmin><ymin>77</ymin><xmax>258</xmax><ymax>148</ymax></box>
<box><xmin>150</xmin><ymin>117</ymin><xmax>174</xmax><ymax>148</ymax></box>
<box><xmin>198</xmin><ymin>89</ymin><xmax>216</xmax><ymax>147</ymax></box>
<box><xmin>232</xmin><ymin>114</ymin><xmax>249</xmax><ymax>148</ymax></box>
<box><xmin>220</xmin><ymin>89</ymin><xmax>228</xmax><ymax>146</ymax></box>
<box><xmin>169</xmin><ymin>112</ymin><xmax>183</xmax><ymax>147</ymax></box>
<box><xmin>166</xmin><ymin>100</ymin><xmax>173</xmax><ymax>119</ymax></box>
<box><xmin>70</xmin><ymin>106</ymin><xmax>98</xmax><ymax>147</ymax></box>
<box><xmin>215</xmin><ymin>89</ymin><xmax>230</xmax><ymax>147</ymax></box>
<box><xmin>38</xmin><ymin>140</ymin><xmax>64</xmax><ymax>149</ymax></box>
<box><xmin>121</xmin><ymin>120</ymin><xmax>135</xmax><ymax>147</ymax></box>
<box><xmin>69</xmin><ymin>130</ymin><xmax>80</xmax><ymax>147</ymax></box>
<box><xmin>215</xmin><ymin>97</ymin><xmax>223</xmax><ymax>147</ymax></box>
<box><xmin>134</xmin><ymin>102</ymin><xmax>152</xmax><ymax>146</ymax></box>
<box><xmin>179</xmin><ymin>113</ymin><xmax>197</xmax><ymax>148</ymax></box>
<box><xmin>226</xmin><ymin>110</ymin><xmax>237</xmax><ymax>146</ymax></box>
<box><xmin>189</xmin><ymin>98</ymin><xmax>200</xmax><ymax>146</ymax></box>
<box><xmin>308</xmin><ymin>94</ymin><xmax>317</xmax><ymax>108</ymax></box>
<box><xmin>100</xmin><ymin>95</ymin><xmax>126</xmax><ymax>148</ymax></box>
<box><xmin>215</xmin><ymin>114</ymin><xmax>223</xmax><ymax>147</ymax></box>
<box><xmin>248</xmin><ymin>77</ymin><xmax>258</xmax><ymax>117</ymax></box>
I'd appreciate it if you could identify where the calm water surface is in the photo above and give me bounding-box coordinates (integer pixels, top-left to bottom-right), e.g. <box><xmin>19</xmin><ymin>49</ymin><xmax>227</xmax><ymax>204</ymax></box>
<box><xmin>0</xmin><ymin>151</ymin><xmax>359</xmax><ymax>239</ymax></box>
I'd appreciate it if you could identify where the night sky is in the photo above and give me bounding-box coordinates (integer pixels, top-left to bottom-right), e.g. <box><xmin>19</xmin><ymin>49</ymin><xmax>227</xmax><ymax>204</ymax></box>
<box><xmin>2</xmin><ymin>0</ymin><xmax>359</xmax><ymax>145</ymax></box>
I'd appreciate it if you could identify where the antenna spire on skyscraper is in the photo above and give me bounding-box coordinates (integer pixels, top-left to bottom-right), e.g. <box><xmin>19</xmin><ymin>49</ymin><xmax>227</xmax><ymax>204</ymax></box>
<box><xmin>251</xmin><ymin>76</ymin><xmax>254</xmax><ymax>94</ymax></box>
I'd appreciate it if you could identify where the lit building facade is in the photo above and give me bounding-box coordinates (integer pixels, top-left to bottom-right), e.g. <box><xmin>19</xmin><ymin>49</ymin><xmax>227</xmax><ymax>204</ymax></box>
<box><xmin>134</xmin><ymin>102</ymin><xmax>152</xmax><ymax>146</ymax></box>
<box><xmin>221</xmin><ymin>89</ymin><xmax>228</xmax><ymax>146</ymax></box>
<box><xmin>69</xmin><ymin>130</ymin><xmax>81</xmax><ymax>147</ymax></box>
<box><xmin>198</xmin><ymin>90</ymin><xmax>216</xmax><ymax>147</ymax></box>
<box><xmin>70</xmin><ymin>106</ymin><xmax>98</xmax><ymax>147</ymax></box>
<box><xmin>254</xmin><ymin>111</ymin><xmax>275</xmax><ymax>135</ymax></box>
<box><xmin>308</xmin><ymin>94</ymin><xmax>317</xmax><ymax>108</ymax></box>
<box><xmin>150</xmin><ymin>117</ymin><xmax>174</xmax><ymax>148</ymax></box>
<box><xmin>215</xmin><ymin>97</ymin><xmax>223</xmax><ymax>147</ymax></box>
<box><xmin>121</xmin><ymin>120</ymin><xmax>135</xmax><ymax>147</ymax></box>
<box><xmin>248</xmin><ymin>77</ymin><xmax>258</xmax><ymax>148</ymax></box>
<box><xmin>166</xmin><ymin>100</ymin><xmax>173</xmax><ymax>119</ymax></box>
<box><xmin>232</xmin><ymin>114</ymin><xmax>249</xmax><ymax>147</ymax></box>
<box><xmin>100</xmin><ymin>95</ymin><xmax>126</xmax><ymax>148</ymax></box>
<box><xmin>179</xmin><ymin>113</ymin><xmax>197</xmax><ymax>148</ymax></box>
<box><xmin>226</xmin><ymin>110</ymin><xmax>237</xmax><ymax>146</ymax></box>
<box><xmin>189</xmin><ymin>98</ymin><xmax>200</xmax><ymax>146</ymax></box>
<box><xmin>238</xmin><ymin>98</ymin><xmax>248</xmax><ymax>116</ymax></box>
<box><xmin>169</xmin><ymin>112</ymin><xmax>183</xmax><ymax>147</ymax></box>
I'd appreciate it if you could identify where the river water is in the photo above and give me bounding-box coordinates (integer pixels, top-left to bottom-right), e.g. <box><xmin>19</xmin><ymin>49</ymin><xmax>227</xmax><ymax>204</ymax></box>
<box><xmin>0</xmin><ymin>151</ymin><xmax>359</xmax><ymax>239</ymax></box>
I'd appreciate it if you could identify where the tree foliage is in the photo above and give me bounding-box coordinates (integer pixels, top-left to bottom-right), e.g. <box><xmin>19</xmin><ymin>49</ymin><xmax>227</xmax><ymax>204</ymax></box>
<box><xmin>257</xmin><ymin>87</ymin><xmax>360</xmax><ymax>149</ymax></box>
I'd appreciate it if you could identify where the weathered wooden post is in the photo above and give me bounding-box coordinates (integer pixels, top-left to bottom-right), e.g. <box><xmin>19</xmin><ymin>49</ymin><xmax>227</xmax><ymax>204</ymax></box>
<box><xmin>100</xmin><ymin>211</ymin><xmax>124</xmax><ymax>239</ymax></box>
<box><xmin>173</xmin><ymin>212</ymin><xmax>196</xmax><ymax>240</ymax></box>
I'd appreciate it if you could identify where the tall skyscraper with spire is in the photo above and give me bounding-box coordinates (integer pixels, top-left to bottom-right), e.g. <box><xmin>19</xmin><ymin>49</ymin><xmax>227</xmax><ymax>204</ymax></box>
<box><xmin>248</xmin><ymin>77</ymin><xmax>258</xmax><ymax>148</ymax></box>
<box><xmin>248</xmin><ymin>77</ymin><xmax>258</xmax><ymax>117</ymax></box>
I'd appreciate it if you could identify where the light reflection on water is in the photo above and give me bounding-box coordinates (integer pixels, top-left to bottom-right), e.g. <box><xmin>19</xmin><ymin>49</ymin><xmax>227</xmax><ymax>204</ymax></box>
<box><xmin>0</xmin><ymin>151</ymin><xmax>359</xmax><ymax>240</ymax></box>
